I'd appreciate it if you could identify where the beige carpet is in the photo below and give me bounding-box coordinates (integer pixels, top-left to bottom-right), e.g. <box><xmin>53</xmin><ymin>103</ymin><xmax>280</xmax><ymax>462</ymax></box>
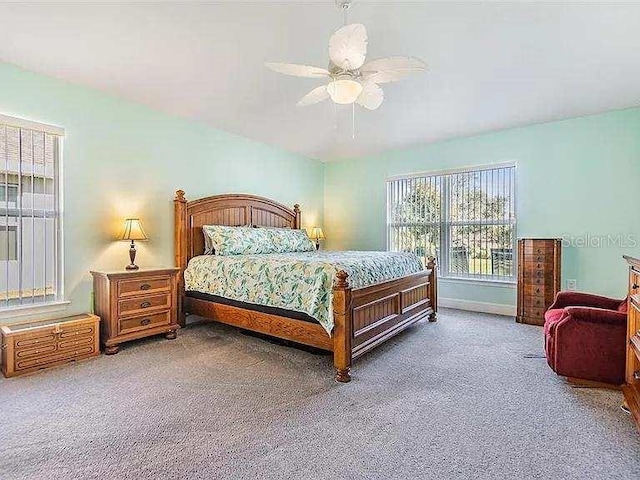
<box><xmin>1</xmin><ymin>308</ymin><xmax>639</xmax><ymax>480</ymax></box>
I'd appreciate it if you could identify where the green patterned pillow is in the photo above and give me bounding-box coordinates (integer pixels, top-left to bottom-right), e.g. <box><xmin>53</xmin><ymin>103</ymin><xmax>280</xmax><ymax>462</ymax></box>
<box><xmin>266</xmin><ymin>228</ymin><xmax>316</xmax><ymax>253</ymax></box>
<box><xmin>202</xmin><ymin>225</ymin><xmax>275</xmax><ymax>256</ymax></box>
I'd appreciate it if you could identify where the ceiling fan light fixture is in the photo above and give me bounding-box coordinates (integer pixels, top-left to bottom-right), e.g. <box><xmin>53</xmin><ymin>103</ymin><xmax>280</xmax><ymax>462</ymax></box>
<box><xmin>327</xmin><ymin>77</ymin><xmax>363</xmax><ymax>105</ymax></box>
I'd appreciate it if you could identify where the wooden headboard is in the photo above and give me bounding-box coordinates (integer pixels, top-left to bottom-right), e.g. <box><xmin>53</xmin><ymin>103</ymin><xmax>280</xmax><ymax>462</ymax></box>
<box><xmin>173</xmin><ymin>190</ymin><xmax>301</xmax><ymax>271</ymax></box>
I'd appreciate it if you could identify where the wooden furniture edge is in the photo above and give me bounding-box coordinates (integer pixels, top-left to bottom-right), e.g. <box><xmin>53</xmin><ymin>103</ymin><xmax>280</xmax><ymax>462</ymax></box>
<box><xmin>1</xmin><ymin>313</ymin><xmax>100</xmax><ymax>378</ymax></box>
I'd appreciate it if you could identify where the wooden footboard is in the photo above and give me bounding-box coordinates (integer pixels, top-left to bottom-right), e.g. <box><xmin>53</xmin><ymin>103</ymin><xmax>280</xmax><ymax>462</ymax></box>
<box><xmin>332</xmin><ymin>257</ymin><xmax>437</xmax><ymax>382</ymax></box>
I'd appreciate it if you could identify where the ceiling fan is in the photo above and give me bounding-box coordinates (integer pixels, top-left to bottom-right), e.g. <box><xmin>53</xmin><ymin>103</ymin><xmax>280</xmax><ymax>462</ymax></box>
<box><xmin>265</xmin><ymin>0</ymin><xmax>427</xmax><ymax>111</ymax></box>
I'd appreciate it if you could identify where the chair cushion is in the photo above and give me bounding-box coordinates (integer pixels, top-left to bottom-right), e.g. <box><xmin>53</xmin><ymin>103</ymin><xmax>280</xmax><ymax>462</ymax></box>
<box><xmin>544</xmin><ymin>308</ymin><xmax>567</xmax><ymax>337</ymax></box>
<box><xmin>617</xmin><ymin>300</ymin><xmax>628</xmax><ymax>313</ymax></box>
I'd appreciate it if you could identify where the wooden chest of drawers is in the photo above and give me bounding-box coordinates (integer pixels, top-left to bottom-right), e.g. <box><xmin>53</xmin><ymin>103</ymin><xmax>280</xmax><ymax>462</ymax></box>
<box><xmin>517</xmin><ymin>238</ymin><xmax>561</xmax><ymax>326</ymax></box>
<box><xmin>1</xmin><ymin>314</ymin><xmax>100</xmax><ymax>377</ymax></box>
<box><xmin>623</xmin><ymin>255</ymin><xmax>640</xmax><ymax>431</ymax></box>
<box><xmin>91</xmin><ymin>268</ymin><xmax>180</xmax><ymax>354</ymax></box>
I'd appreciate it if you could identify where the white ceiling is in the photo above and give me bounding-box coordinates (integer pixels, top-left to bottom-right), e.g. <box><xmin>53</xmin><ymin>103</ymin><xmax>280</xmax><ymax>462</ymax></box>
<box><xmin>0</xmin><ymin>1</ymin><xmax>639</xmax><ymax>160</ymax></box>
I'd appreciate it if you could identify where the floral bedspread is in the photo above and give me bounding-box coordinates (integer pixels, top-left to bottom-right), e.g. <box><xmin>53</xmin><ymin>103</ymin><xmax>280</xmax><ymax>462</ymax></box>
<box><xmin>184</xmin><ymin>251</ymin><xmax>423</xmax><ymax>334</ymax></box>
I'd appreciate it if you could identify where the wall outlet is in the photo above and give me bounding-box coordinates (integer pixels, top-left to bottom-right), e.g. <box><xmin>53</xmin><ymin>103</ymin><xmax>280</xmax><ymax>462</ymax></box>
<box><xmin>566</xmin><ymin>279</ymin><xmax>577</xmax><ymax>291</ymax></box>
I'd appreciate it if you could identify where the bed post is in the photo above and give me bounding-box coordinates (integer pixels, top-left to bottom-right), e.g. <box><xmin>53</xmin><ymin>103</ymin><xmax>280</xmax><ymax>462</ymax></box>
<box><xmin>427</xmin><ymin>256</ymin><xmax>438</xmax><ymax>322</ymax></box>
<box><xmin>293</xmin><ymin>204</ymin><xmax>301</xmax><ymax>229</ymax></box>
<box><xmin>174</xmin><ymin>190</ymin><xmax>188</xmax><ymax>327</ymax></box>
<box><xmin>333</xmin><ymin>270</ymin><xmax>353</xmax><ymax>383</ymax></box>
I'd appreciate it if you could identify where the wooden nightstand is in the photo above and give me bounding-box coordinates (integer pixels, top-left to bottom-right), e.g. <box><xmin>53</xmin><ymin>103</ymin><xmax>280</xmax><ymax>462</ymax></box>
<box><xmin>91</xmin><ymin>268</ymin><xmax>180</xmax><ymax>354</ymax></box>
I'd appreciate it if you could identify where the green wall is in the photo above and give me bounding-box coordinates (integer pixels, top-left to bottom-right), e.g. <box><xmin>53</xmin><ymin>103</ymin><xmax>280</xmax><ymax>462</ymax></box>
<box><xmin>2</xmin><ymin>60</ymin><xmax>639</xmax><ymax>321</ymax></box>
<box><xmin>0</xmin><ymin>62</ymin><xmax>324</xmax><ymax>323</ymax></box>
<box><xmin>324</xmin><ymin>108</ymin><xmax>640</xmax><ymax>311</ymax></box>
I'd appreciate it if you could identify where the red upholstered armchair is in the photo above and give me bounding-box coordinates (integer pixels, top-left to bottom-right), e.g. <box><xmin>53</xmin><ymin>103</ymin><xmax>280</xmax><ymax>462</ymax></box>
<box><xmin>544</xmin><ymin>291</ymin><xmax>628</xmax><ymax>386</ymax></box>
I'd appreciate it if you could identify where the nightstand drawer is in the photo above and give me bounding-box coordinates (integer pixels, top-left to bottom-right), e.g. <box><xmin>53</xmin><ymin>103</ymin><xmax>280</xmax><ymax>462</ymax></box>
<box><xmin>118</xmin><ymin>311</ymin><xmax>171</xmax><ymax>335</ymax></box>
<box><xmin>118</xmin><ymin>293</ymin><xmax>171</xmax><ymax>317</ymax></box>
<box><xmin>118</xmin><ymin>276</ymin><xmax>171</xmax><ymax>298</ymax></box>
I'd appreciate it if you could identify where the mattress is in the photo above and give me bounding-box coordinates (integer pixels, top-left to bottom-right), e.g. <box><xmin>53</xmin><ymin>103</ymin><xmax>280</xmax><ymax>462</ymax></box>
<box><xmin>183</xmin><ymin>250</ymin><xmax>424</xmax><ymax>334</ymax></box>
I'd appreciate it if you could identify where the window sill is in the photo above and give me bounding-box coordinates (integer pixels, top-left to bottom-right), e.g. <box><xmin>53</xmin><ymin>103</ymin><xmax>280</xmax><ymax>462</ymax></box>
<box><xmin>0</xmin><ymin>300</ymin><xmax>71</xmax><ymax>321</ymax></box>
<box><xmin>439</xmin><ymin>277</ymin><xmax>516</xmax><ymax>288</ymax></box>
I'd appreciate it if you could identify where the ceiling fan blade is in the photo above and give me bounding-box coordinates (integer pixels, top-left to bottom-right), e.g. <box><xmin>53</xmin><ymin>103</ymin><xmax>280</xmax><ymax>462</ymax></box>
<box><xmin>265</xmin><ymin>62</ymin><xmax>330</xmax><ymax>78</ymax></box>
<box><xmin>329</xmin><ymin>23</ymin><xmax>368</xmax><ymax>71</ymax></box>
<box><xmin>356</xmin><ymin>81</ymin><xmax>384</xmax><ymax>110</ymax></box>
<box><xmin>361</xmin><ymin>57</ymin><xmax>427</xmax><ymax>84</ymax></box>
<box><xmin>297</xmin><ymin>85</ymin><xmax>330</xmax><ymax>107</ymax></box>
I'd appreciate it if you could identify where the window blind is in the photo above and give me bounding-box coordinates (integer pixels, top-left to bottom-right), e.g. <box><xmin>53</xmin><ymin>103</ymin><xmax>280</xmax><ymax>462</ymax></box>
<box><xmin>387</xmin><ymin>164</ymin><xmax>516</xmax><ymax>282</ymax></box>
<box><xmin>0</xmin><ymin>115</ymin><xmax>63</xmax><ymax>308</ymax></box>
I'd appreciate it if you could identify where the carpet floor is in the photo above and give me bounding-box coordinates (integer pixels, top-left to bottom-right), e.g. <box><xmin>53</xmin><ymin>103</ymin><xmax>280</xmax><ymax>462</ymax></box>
<box><xmin>1</xmin><ymin>308</ymin><xmax>638</xmax><ymax>480</ymax></box>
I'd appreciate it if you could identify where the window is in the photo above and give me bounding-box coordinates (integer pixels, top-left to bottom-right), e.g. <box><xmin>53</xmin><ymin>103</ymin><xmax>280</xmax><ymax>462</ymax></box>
<box><xmin>0</xmin><ymin>226</ymin><xmax>17</xmax><ymax>261</ymax></box>
<box><xmin>0</xmin><ymin>184</ymin><xmax>18</xmax><ymax>207</ymax></box>
<box><xmin>387</xmin><ymin>163</ymin><xmax>516</xmax><ymax>282</ymax></box>
<box><xmin>0</xmin><ymin>114</ymin><xmax>64</xmax><ymax>308</ymax></box>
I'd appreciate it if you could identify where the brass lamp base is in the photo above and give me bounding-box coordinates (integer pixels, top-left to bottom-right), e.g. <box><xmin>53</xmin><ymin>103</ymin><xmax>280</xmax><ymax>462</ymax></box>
<box><xmin>126</xmin><ymin>240</ymin><xmax>139</xmax><ymax>270</ymax></box>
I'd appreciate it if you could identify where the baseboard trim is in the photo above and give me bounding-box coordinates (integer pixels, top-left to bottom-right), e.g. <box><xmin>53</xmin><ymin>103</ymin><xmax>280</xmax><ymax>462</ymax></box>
<box><xmin>439</xmin><ymin>297</ymin><xmax>516</xmax><ymax>317</ymax></box>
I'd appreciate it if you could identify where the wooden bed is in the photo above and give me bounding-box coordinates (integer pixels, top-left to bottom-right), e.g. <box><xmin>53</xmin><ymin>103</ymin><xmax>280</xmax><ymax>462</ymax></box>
<box><xmin>174</xmin><ymin>190</ymin><xmax>437</xmax><ymax>382</ymax></box>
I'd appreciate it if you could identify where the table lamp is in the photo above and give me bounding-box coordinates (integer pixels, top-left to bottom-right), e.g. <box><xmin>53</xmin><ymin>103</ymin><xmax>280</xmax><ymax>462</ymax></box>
<box><xmin>120</xmin><ymin>218</ymin><xmax>148</xmax><ymax>270</ymax></box>
<box><xmin>310</xmin><ymin>227</ymin><xmax>325</xmax><ymax>250</ymax></box>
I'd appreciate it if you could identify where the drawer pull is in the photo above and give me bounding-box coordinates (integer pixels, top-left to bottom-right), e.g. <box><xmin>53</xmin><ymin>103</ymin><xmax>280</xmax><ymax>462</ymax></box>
<box><xmin>140</xmin><ymin>284</ymin><xmax>151</xmax><ymax>291</ymax></box>
<box><xmin>140</xmin><ymin>301</ymin><xmax>152</xmax><ymax>308</ymax></box>
<box><xmin>140</xmin><ymin>318</ymin><xmax>151</xmax><ymax>326</ymax></box>
<box><xmin>634</xmin><ymin>371</ymin><xmax>640</xmax><ymax>381</ymax></box>
<box><xmin>633</xmin><ymin>284</ymin><xmax>639</xmax><ymax>290</ymax></box>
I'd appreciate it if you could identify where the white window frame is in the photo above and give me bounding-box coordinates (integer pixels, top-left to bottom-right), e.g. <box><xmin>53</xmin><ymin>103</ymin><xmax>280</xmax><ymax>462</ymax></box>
<box><xmin>0</xmin><ymin>114</ymin><xmax>67</xmax><ymax>319</ymax></box>
<box><xmin>387</xmin><ymin>162</ymin><xmax>517</xmax><ymax>284</ymax></box>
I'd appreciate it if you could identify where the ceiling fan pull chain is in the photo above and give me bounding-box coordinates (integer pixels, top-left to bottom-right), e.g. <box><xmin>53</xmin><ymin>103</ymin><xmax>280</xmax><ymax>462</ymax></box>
<box><xmin>352</xmin><ymin>102</ymin><xmax>356</xmax><ymax>140</ymax></box>
<box><xmin>333</xmin><ymin>91</ymin><xmax>339</xmax><ymax>135</ymax></box>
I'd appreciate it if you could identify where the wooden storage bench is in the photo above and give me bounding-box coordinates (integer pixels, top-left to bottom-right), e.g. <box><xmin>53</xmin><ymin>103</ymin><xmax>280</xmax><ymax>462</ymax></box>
<box><xmin>1</xmin><ymin>314</ymin><xmax>100</xmax><ymax>378</ymax></box>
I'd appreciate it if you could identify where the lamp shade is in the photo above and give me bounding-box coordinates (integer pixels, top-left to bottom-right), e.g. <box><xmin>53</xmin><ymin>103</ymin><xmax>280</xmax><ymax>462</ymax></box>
<box><xmin>120</xmin><ymin>218</ymin><xmax>148</xmax><ymax>241</ymax></box>
<box><xmin>327</xmin><ymin>77</ymin><xmax>363</xmax><ymax>105</ymax></box>
<box><xmin>311</xmin><ymin>227</ymin><xmax>325</xmax><ymax>240</ymax></box>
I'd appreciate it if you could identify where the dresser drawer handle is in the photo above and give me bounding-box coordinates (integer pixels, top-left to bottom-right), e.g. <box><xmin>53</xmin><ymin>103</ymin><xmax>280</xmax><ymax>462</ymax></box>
<box><xmin>140</xmin><ymin>284</ymin><xmax>151</xmax><ymax>291</ymax></box>
<box><xmin>633</xmin><ymin>284</ymin><xmax>639</xmax><ymax>290</ymax></box>
<box><xmin>140</xmin><ymin>318</ymin><xmax>151</xmax><ymax>326</ymax></box>
<box><xmin>140</xmin><ymin>301</ymin><xmax>152</xmax><ymax>308</ymax></box>
<box><xmin>634</xmin><ymin>371</ymin><xmax>640</xmax><ymax>381</ymax></box>
<box><xmin>535</xmin><ymin>288</ymin><xmax>541</xmax><ymax>294</ymax></box>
